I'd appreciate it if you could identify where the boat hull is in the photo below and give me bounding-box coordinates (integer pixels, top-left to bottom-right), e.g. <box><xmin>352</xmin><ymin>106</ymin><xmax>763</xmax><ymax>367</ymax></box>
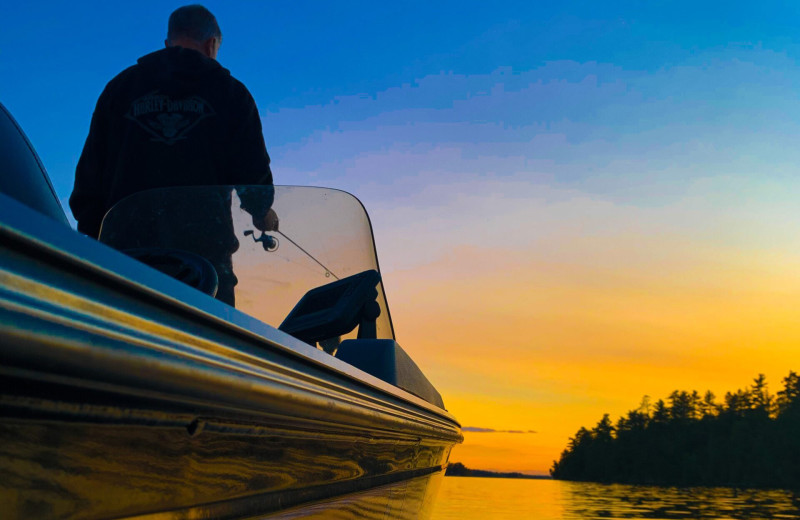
<box><xmin>0</xmin><ymin>194</ymin><xmax>461</xmax><ymax>519</ymax></box>
<box><xmin>1</xmin><ymin>408</ymin><xmax>451</xmax><ymax>518</ymax></box>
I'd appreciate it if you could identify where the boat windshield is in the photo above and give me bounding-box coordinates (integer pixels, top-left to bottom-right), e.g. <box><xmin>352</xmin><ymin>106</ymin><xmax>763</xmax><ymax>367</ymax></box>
<box><xmin>98</xmin><ymin>185</ymin><xmax>395</xmax><ymax>342</ymax></box>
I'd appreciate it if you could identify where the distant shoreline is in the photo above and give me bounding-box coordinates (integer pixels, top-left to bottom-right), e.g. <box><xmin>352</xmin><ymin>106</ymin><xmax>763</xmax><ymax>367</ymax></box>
<box><xmin>550</xmin><ymin>372</ymin><xmax>800</xmax><ymax>490</ymax></box>
<box><xmin>445</xmin><ymin>462</ymin><xmax>551</xmax><ymax>480</ymax></box>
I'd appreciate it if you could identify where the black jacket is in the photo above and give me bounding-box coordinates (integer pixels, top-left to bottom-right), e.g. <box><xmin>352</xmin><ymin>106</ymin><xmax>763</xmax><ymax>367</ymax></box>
<box><xmin>70</xmin><ymin>47</ymin><xmax>272</xmax><ymax>238</ymax></box>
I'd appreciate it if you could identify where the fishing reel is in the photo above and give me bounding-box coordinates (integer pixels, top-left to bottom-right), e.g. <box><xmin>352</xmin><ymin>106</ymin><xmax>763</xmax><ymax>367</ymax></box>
<box><xmin>244</xmin><ymin>230</ymin><xmax>279</xmax><ymax>252</ymax></box>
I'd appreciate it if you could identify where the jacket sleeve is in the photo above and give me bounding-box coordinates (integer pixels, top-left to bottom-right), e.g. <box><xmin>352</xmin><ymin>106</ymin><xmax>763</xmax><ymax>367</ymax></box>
<box><xmin>227</xmin><ymin>86</ymin><xmax>273</xmax><ymax>186</ymax></box>
<box><xmin>69</xmin><ymin>88</ymin><xmax>111</xmax><ymax>239</ymax></box>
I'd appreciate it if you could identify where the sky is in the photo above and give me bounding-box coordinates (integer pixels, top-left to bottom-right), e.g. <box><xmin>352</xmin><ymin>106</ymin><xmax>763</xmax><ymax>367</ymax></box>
<box><xmin>4</xmin><ymin>1</ymin><xmax>800</xmax><ymax>475</ymax></box>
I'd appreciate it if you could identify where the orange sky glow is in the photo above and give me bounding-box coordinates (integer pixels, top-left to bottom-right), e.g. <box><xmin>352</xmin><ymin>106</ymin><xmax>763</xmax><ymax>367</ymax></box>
<box><xmin>378</xmin><ymin>177</ymin><xmax>800</xmax><ymax>474</ymax></box>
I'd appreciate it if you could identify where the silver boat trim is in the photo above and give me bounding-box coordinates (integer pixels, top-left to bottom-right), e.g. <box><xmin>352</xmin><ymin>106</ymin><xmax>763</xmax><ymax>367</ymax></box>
<box><xmin>0</xmin><ymin>193</ymin><xmax>460</xmax><ymax>433</ymax></box>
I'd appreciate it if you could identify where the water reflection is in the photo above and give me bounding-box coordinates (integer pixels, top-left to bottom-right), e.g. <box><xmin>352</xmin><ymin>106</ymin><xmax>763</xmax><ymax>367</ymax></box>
<box><xmin>431</xmin><ymin>477</ymin><xmax>800</xmax><ymax>520</ymax></box>
<box><xmin>563</xmin><ymin>482</ymin><xmax>800</xmax><ymax>519</ymax></box>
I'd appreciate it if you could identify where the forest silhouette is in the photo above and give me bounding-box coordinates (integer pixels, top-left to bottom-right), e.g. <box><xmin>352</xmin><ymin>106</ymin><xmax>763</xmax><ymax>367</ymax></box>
<box><xmin>550</xmin><ymin>372</ymin><xmax>800</xmax><ymax>489</ymax></box>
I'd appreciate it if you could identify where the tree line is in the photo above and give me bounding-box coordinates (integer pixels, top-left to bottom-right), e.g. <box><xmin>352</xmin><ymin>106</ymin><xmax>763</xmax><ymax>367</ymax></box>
<box><xmin>550</xmin><ymin>372</ymin><xmax>800</xmax><ymax>489</ymax></box>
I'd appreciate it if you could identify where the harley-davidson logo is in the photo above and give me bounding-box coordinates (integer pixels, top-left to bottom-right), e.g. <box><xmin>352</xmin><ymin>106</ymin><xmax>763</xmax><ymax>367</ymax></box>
<box><xmin>125</xmin><ymin>93</ymin><xmax>215</xmax><ymax>145</ymax></box>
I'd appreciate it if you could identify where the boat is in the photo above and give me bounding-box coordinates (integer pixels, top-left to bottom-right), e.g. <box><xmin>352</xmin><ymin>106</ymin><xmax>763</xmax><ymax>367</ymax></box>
<box><xmin>0</xmin><ymin>101</ymin><xmax>462</xmax><ymax>519</ymax></box>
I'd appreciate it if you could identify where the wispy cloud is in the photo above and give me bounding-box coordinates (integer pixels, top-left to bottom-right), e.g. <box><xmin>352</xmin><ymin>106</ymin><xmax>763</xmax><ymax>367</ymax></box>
<box><xmin>268</xmin><ymin>48</ymin><xmax>800</xmax><ymax>192</ymax></box>
<box><xmin>463</xmin><ymin>426</ymin><xmax>537</xmax><ymax>434</ymax></box>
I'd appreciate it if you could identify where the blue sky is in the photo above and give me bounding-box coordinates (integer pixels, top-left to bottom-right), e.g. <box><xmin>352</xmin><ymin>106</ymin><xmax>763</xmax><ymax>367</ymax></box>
<box><xmin>4</xmin><ymin>1</ymin><xmax>800</xmax><ymax>207</ymax></box>
<box><xmin>5</xmin><ymin>1</ymin><xmax>800</xmax><ymax>472</ymax></box>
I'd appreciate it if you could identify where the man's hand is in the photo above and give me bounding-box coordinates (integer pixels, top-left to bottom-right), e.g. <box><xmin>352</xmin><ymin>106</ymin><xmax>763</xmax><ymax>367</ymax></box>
<box><xmin>252</xmin><ymin>208</ymin><xmax>279</xmax><ymax>232</ymax></box>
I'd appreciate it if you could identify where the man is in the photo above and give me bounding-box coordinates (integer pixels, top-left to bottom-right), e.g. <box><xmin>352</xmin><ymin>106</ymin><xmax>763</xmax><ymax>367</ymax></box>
<box><xmin>70</xmin><ymin>4</ymin><xmax>273</xmax><ymax>239</ymax></box>
<box><xmin>70</xmin><ymin>5</ymin><xmax>276</xmax><ymax>306</ymax></box>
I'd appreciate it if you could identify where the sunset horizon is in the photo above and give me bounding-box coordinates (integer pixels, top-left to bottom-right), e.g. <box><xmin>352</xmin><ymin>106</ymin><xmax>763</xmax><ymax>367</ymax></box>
<box><xmin>6</xmin><ymin>0</ymin><xmax>800</xmax><ymax>478</ymax></box>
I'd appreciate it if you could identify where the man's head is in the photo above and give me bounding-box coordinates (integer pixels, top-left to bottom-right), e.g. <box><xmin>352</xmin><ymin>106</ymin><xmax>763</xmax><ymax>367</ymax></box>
<box><xmin>165</xmin><ymin>5</ymin><xmax>222</xmax><ymax>60</ymax></box>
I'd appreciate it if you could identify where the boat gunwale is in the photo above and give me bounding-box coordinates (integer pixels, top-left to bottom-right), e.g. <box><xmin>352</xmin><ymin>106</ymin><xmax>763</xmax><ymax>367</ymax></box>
<box><xmin>0</xmin><ymin>192</ymin><xmax>461</xmax><ymax>432</ymax></box>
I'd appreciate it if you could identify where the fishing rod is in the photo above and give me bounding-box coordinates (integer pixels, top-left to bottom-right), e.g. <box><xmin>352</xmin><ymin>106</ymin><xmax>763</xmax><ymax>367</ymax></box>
<box><xmin>244</xmin><ymin>229</ymin><xmax>340</xmax><ymax>280</ymax></box>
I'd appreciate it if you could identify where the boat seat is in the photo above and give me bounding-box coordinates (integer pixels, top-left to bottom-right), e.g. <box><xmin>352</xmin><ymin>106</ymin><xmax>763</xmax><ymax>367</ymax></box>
<box><xmin>123</xmin><ymin>248</ymin><xmax>219</xmax><ymax>298</ymax></box>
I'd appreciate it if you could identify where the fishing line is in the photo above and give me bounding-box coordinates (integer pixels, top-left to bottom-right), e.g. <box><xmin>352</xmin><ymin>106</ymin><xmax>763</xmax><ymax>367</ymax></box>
<box><xmin>276</xmin><ymin>230</ymin><xmax>340</xmax><ymax>280</ymax></box>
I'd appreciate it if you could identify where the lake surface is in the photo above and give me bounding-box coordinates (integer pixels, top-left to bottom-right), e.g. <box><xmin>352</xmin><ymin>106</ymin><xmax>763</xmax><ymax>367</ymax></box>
<box><xmin>430</xmin><ymin>477</ymin><xmax>800</xmax><ymax>519</ymax></box>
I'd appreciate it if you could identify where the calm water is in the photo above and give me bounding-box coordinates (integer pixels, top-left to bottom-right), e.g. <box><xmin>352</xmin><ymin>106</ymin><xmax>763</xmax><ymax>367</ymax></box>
<box><xmin>431</xmin><ymin>477</ymin><xmax>800</xmax><ymax>519</ymax></box>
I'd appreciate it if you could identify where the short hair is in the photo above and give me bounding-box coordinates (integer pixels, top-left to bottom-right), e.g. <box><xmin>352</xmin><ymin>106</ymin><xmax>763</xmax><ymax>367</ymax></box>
<box><xmin>167</xmin><ymin>5</ymin><xmax>222</xmax><ymax>43</ymax></box>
